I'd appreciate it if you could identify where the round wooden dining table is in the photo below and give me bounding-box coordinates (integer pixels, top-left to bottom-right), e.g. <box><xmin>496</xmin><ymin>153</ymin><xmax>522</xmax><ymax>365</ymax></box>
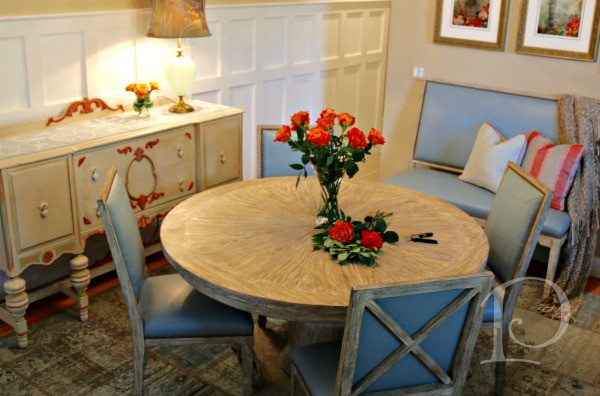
<box><xmin>161</xmin><ymin>176</ymin><xmax>489</xmax><ymax>319</ymax></box>
<box><xmin>160</xmin><ymin>176</ymin><xmax>489</xmax><ymax>371</ymax></box>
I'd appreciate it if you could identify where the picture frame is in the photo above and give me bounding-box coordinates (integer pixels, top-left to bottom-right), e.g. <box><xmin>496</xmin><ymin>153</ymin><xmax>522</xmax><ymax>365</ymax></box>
<box><xmin>434</xmin><ymin>0</ymin><xmax>509</xmax><ymax>50</ymax></box>
<box><xmin>517</xmin><ymin>0</ymin><xmax>600</xmax><ymax>61</ymax></box>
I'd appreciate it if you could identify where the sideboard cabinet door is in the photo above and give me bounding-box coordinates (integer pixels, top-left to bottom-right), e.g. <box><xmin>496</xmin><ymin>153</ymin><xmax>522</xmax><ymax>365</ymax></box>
<box><xmin>198</xmin><ymin>115</ymin><xmax>242</xmax><ymax>189</ymax></box>
<box><xmin>7</xmin><ymin>158</ymin><xmax>75</xmax><ymax>254</ymax></box>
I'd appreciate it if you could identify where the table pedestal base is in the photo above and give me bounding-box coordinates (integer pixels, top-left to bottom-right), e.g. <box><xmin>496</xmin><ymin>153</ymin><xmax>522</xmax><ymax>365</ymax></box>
<box><xmin>280</xmin><ymin>321</ymin><xmax>345</xmax><ymax>375</ymax></box>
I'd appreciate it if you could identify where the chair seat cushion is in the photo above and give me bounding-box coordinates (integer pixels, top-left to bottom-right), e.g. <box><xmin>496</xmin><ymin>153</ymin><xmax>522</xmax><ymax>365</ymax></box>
<box><xmin>383</xmin><ymin>168</ymin><xmax>570</xmax><ymax>238</ymax></box>
<box><xmin>291</xmin><ymin>340</ymin><xmax>342</xmax><ymax>396</ymax></box>
<box><xmin>140</xmin><ymin>273</ymin><xmax>254</xmax><ymax>338</ymax></box>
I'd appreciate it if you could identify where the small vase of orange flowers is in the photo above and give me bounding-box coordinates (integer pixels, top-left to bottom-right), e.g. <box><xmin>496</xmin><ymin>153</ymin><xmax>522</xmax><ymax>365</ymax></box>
<box><xmin>126</xmin><ymin>81</ymin><xmax>160</xmax><ymax>118</ymax></box>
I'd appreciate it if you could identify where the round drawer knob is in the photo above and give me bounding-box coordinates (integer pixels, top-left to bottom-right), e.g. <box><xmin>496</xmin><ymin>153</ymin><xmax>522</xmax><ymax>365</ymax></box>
<box><xmin>219</xmin><ymin>150</ymin><xmax>226</xmax><ymax>164</ymax></box>
<box><xmin>39</xmin><ymin>201</ymin><xmax>49</xmax><ymax>218</ymax></box>
<box><xmin>91</xmin><ymin>167</ymin><xmax>99</xmax><ymax>181</ymax></box>
<box><xmin>177</xmin><ymin>145</ymin><xmax>184</xmax><ymax>159</ymax></box>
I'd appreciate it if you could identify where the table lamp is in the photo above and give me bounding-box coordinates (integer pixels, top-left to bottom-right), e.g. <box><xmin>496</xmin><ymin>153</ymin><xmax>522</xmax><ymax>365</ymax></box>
<box><xmin>146</xmin><ymin>0</ymin><xmax>211</xmax><ymax>113</ymax></box>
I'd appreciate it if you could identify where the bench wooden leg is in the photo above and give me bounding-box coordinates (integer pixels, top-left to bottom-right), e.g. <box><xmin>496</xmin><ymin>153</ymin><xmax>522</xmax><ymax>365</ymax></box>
<box><xmin>543</xmin><ymin>237</ymin><xmax>563</xmax><ymax>298</ymax></box>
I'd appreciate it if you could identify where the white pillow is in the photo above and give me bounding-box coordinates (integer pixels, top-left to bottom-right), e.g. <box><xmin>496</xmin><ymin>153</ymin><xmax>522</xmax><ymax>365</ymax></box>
<box><xmin>459</xmin><ymin>123</ymin><xmax>527</xmax><ymax>193</ymax></box>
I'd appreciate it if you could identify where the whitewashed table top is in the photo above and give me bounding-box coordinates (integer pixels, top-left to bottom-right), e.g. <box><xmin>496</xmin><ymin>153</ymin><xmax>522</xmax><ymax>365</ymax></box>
<box><xmin>161</xmin><ymin>177</ymin><xmax>489</xmax><ymax>322</ymax></box>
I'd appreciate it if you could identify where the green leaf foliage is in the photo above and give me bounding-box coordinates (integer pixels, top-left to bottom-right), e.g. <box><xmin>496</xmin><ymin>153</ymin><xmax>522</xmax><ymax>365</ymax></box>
<box><xmin>345</xmin><ymin>161</ymin><xmax>359</xmax><ymax>178</ymax></box>
<box><xmin>352</xmin><ymin>150</ymin><xmax>365</xmax><ymax>162</ymax></box>
<box><xmin>375</xmin><ymin>219</ymin><xmax>387</xmax><ymax>233</ymax></box>
<box><xmin>384</xmin><ymin>231</ymin><xmax>399</xmax><ymax>243</ymax></box>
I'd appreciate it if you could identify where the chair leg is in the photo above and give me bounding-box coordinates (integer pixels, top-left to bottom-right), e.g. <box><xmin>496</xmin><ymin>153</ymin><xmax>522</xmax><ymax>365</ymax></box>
<box><xmin>290</xmin><ymin>364</ymin><xmax>299</xmax><ymax>396</ymax></box>
<box><xmin>258</xmin><ymin>315</ymin><xmax>267</xmax><ymax>328</ymax></box>
<box><xmin>494</xmin><ymin>323</ymin><xmax>509</xmax><ymax>395</ymax></box>
<box><xmin>290</xmin><ymin>363</ymin><xmax>308</xmax><ymax>396</ymax></box>
<box><xmin>241</xmin><ymin>337</ymin><xmax>254</xmax><ymax>396</ymax></box>
<box><xmin>133</xmin><ymin>341</ymin><xmax>145</xmax><ymax>396</ymax></box>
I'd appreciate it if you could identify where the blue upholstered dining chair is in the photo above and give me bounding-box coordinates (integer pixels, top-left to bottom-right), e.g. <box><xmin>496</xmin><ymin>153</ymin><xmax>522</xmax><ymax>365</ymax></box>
<box><xmin>290</xmin><ymin>272</ymin><xmax>494</xmax><ymax>395</ymax></box>
<box><xmin>257</xmin><ymin>125</ymin><xmax>315</xmax><ymax>178</ymax></box>
<box><xmin>256</xmin><ymin>125</ymin><xmax>315</xmax><ymax>328</ymax></box>
<box><xmin>481</xmin><ymin>162</ymin><xmax>552</xmax><ymax>394</ymax></box>
<box><xmin>97</xmin><ymin>166</ymin><xmax>255</xmax><ymax>396</ymax></box>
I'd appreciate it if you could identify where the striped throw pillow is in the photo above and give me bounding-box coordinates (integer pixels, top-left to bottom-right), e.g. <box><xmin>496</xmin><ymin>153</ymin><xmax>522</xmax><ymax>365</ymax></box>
<box><xmin>522</xmin><ymin>131</ymin><xmax>584</xmax><ymax>211</ymax></box>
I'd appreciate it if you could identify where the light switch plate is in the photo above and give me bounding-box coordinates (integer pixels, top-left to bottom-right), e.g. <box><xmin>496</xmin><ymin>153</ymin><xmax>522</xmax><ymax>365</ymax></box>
<box><xmin>410</xmin><ymin>64</ymin><xmax>426</xmax><ymax>80</ymax></box>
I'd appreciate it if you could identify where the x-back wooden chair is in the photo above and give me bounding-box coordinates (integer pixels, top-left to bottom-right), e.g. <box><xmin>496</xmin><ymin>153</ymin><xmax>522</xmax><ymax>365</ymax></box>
<box><xmin>290</xmin><ymin>272</ymin><xmax>494</xmax><ymax>395</ymax></box>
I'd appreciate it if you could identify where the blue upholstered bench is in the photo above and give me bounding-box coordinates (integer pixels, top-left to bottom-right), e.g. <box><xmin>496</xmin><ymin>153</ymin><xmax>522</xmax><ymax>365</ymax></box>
<box><xmin>383</xmin><ymin>80</ymin><xmax>570</xmax><ymax>290</ymax></box>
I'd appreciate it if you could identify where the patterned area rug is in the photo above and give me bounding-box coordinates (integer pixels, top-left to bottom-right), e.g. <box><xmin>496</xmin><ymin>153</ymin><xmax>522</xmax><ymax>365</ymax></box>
<box><xmin>0</xmin><ymin>275</ymin><xmax>599</xmax><ymax>395</ymax></box>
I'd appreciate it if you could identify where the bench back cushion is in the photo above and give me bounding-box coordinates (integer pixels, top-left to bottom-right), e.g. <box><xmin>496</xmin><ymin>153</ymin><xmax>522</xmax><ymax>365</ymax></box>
<box><xmin>414</xmin><ymin>80</ymin><xmax>558</xmax><ymax>170</ymax></box>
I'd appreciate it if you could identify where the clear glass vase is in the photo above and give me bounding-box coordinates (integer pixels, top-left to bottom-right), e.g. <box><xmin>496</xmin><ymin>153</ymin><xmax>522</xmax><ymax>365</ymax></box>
<box><xmin>134</xmin><ymin>100</ymin><xmax>152</xmax><ymax>119</ymax></box>
<box><xmin>313</xmin><ymin>164</ymin><xmax>345</xmax><ymax>224</ymax></box>
<box><xmin>138</xmin><ymin>105</ymin><xmax>151</xmax><ymax>119</ymax></box>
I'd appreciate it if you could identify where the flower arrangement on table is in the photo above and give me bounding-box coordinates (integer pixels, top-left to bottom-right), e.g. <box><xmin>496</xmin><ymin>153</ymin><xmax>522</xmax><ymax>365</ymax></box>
<box><xmin>125</xmin><ymin>81</ymin><xmax>160</xmax><ymax>117</ymax></box>
<box><xmin>274</xmin><ymin>109</ymin><xmax>396</xmax><ymax>267</ymax></box>
<box><xmin>313</xmin><ymin>211</ymin><xmax>399</xmax><ymax>268</ymax></box>
<box><xmin>274</xmin><ymin>108</ymin><xmax>385</xmax><ymax>220</ymax></box>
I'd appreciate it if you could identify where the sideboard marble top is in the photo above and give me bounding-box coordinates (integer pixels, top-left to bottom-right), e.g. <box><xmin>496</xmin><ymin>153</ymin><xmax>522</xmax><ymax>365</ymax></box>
<box><xmin>0</xmin><ymin>100</ymin><xmax>236</xmax><ymax>168</ymax></box>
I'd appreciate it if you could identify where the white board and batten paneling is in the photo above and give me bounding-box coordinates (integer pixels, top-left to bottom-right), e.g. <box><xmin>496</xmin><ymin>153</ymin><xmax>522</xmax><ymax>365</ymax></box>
<box><xmin>0</xmin><ymin>1</ymin><xmax>390</xmax><ymax>179</ymax></box>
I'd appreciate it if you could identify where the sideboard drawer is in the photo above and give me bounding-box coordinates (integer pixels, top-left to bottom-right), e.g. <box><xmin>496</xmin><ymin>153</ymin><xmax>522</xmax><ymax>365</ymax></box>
<box><xmin>75</xmin><ymin>126</ymin><xmax>196</xmax><ymax>231</ymax></box>
<box><xmin>199</xmin><ymin>115</ymin><xmax>242</xmax><ymax>189</ymax></box>
<box><xmin>7</xmin><ymin>159</ymin><xmax>74</xmax><ymax>251</ymax></box>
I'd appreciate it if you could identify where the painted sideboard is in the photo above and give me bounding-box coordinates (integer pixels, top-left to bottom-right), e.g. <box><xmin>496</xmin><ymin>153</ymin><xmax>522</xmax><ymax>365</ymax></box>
<box><xmin>0</xmin><ymin>100</ymin><xmax>243</xmax><ymax>347</ymax></box>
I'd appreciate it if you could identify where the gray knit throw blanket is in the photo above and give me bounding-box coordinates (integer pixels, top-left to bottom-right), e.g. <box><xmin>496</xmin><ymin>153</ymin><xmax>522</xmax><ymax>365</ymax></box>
<box><xmin>536</xmin><ymin>95</ymin><xmax>600</xmax><ymax>320</ymax></box>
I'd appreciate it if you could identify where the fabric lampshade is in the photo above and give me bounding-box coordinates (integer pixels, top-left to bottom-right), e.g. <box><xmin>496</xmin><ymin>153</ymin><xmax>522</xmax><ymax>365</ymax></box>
<box><xmin>146</xmin><ymin>0</ymin><xmax>211</xmax><ymax>38</ymax></box>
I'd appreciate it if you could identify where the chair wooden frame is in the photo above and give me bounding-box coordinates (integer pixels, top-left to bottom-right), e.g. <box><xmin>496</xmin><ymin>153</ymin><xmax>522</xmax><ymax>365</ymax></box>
<box><xmin>291</xmin><ymin>272</ymin><xmax>494</xmax><ymax>395</ymax></box>
<box><xmin>98</xmin><ymin>166</ymin><xmax>254</xmax><ymax>396</ymax></box>
<box><xmin>256</xmin><ymin>125</ymin><xmax>281</xmax><ymax>179</ymax></box>
<box><xmin>481</xmin><ymin>162</ymin><xmax>552</xmax><ymax>394</ymax></box>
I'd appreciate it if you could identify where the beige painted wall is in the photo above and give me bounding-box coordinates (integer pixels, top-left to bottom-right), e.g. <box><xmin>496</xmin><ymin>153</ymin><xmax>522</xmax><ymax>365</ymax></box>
<box><xmin>381</xmin><ymin>0</ymin><xmax>600</xmax><ymax>261</ymax></box>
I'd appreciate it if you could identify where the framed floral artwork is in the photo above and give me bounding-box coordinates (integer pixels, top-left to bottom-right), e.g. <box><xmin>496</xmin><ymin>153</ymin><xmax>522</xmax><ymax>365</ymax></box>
<box><xmin>434</xmin><ymin>0</ymin><xmax>509</xmax><ymax>50</ymax></box>
<box><xmin>517</xmin><ymin>0</ymin><xmax>600</xmax><ymax>61</ymax></box>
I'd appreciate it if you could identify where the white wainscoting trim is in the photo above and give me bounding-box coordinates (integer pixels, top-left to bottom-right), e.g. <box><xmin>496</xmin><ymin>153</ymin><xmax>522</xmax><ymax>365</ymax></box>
<box><xmin>0</xmin><ymin>1</ymin><xmax>390</xmax><ymax>179</ymax></box>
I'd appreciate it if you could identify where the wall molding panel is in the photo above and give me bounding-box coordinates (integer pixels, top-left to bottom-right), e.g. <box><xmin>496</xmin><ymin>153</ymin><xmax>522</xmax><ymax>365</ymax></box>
<box><xmin>0</xmin><ymin>1</ymin><xmax>390</xmax><ymax>179</ymax></box>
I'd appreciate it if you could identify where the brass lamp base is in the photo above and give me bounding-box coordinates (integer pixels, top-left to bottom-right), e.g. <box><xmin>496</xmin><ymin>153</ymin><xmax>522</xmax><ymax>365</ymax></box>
<box><xmin>169</xmin><ymin>97</ymin><xmax>194</xmax><ymax>113</ymax></box>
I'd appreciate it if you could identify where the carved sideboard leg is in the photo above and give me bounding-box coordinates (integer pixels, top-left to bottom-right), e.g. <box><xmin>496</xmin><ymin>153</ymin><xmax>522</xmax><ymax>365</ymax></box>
<box><xmin>4</xmin><ymin>277</ymin><xmax>29</xmax><ymax>348</ymax></box>
<box><xmin>69</xmin><ymin>255</ymin><xmax>91</xmax><ymax>322</ymax></box>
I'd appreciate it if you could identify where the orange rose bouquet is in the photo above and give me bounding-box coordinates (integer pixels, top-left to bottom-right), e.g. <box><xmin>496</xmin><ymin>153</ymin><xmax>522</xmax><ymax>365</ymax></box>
<box><xmin>126</xmin><ymin>81</ymin><xmax>160</xmax><ymax>116</ymax></box>
<box><xmin>312</xmin><ymin>211</ymin><xmax>398</xmax><ymax>267</ymax></box>
<box><xmin>275</xmin><ymin>109</ymin><xmax>385</xmax><ymax>221</ymax></box>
